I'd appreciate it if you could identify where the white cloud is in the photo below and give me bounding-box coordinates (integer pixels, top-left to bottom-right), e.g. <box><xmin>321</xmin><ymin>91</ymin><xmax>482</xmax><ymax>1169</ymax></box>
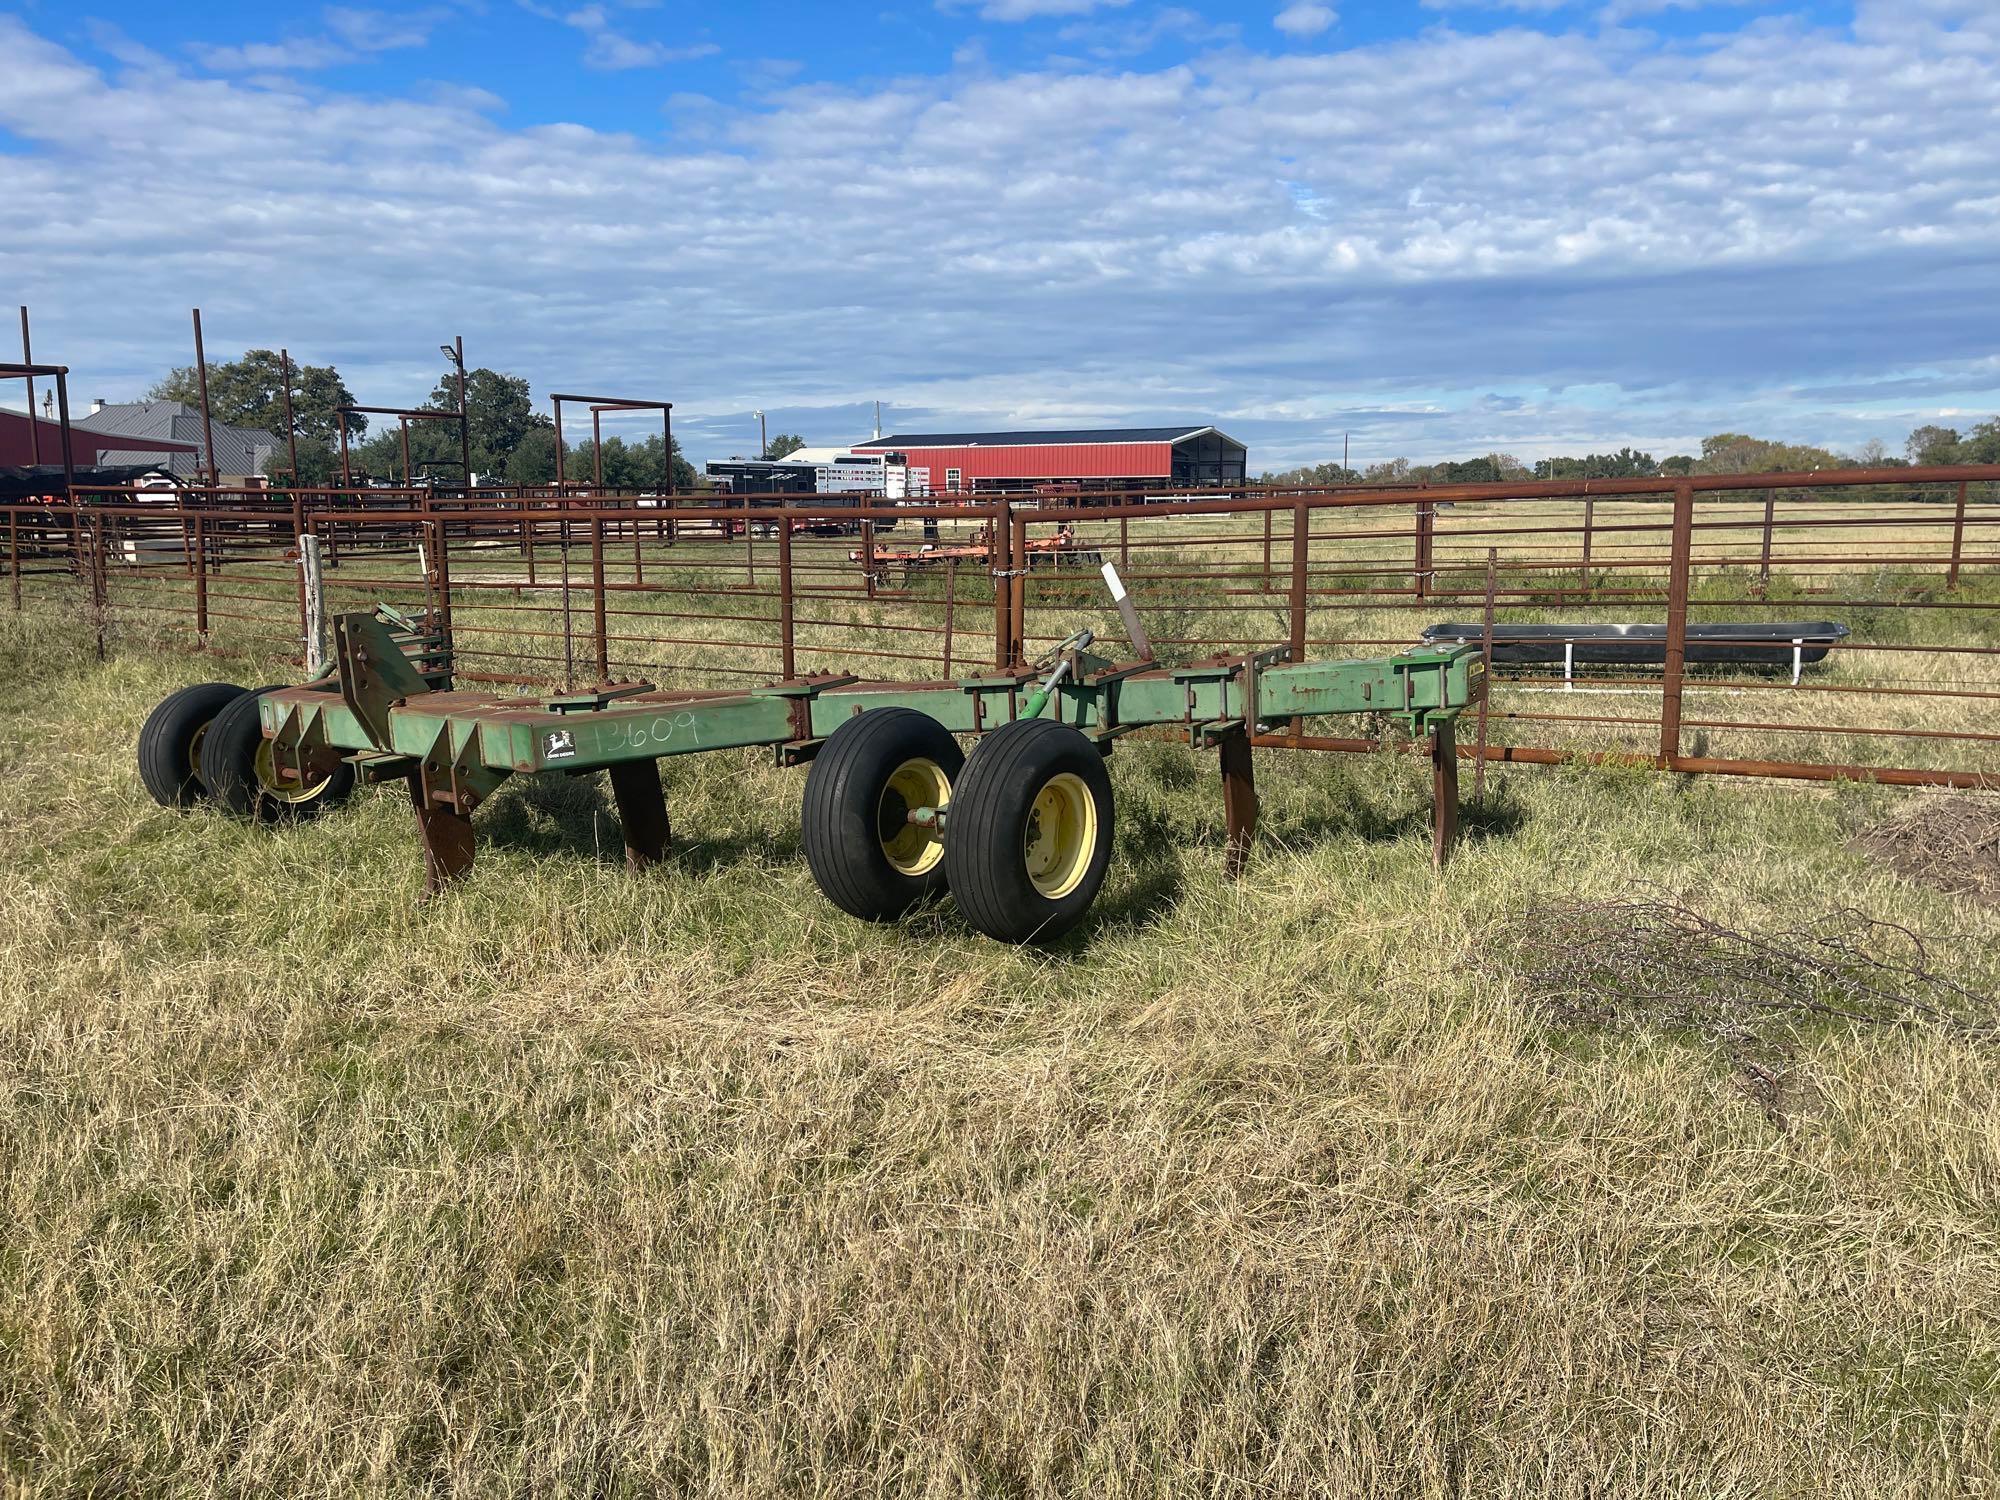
<box><xmin>190</xmin><ymin>5</ymin><xmax>446</xmax><ymax>71</ymax></box>
<box><xmin>6</xmin><ymin>0</ymin><xmax>1999</xmax><ymax>468</ymax></box>
<box><xmin>1418</xmin><ymin>0</ymin><xmax>1568</xmax><ymax>13</ymax></box>
<box><xmin>561</xmin><ymin>5</ymin><xmax>720</xmax><ymax>69</ymax></box>
<box><xmin>1274</xmin><ymin>3</ymin><xmax>1337</xmax><ymax>37</ymax></box>
<box><xmin>1597</xmin><ymin>0</ymin><xmax>1757</xmax><ymax>23</ymax></box>
<box><xmin>940</xmin><ymin>0</ymin><xmax>1133</xmax><ymax>22</ymax></box>
<box><xmin>1057</xmin><ymin>8</ymin><xmax>1237</xmax><ymax>58</ymax></box>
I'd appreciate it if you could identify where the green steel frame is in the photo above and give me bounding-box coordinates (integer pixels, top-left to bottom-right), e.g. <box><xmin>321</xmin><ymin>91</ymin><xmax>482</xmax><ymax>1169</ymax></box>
<box><xmin>258</xmin><ymin>610</ymin><xmax>1484</xmax><ymax>900</ymax></box>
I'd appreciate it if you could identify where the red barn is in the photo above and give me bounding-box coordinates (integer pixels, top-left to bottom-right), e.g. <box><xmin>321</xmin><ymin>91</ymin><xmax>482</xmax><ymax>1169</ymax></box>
<box><xmin>1</xmin><ymin>407</ymin><xmax>194</xmax><ymax>468</ymax></box>
<box><xmin>851</xmin><ymin>426</ymin><xmax>1246</xmax><ymax>495</ymax></box>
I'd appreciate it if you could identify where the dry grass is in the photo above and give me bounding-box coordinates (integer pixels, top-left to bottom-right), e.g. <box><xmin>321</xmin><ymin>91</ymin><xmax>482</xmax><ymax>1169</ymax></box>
<box><xmin>3</xmin><ymin>517</ymin><xmax>2000</xmax><ymax>1494</ymax></box>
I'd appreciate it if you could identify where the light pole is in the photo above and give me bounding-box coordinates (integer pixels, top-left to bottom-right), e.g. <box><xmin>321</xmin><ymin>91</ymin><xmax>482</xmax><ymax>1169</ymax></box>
<box><xmin>441</xmin><ymin>338</ymin><xmax>469</xmax><ymax>487</ymax></box>
<box><xmin>754</xmin><ymin>409</ymin><xmax>766</xmax><ymax>461</ymax></box>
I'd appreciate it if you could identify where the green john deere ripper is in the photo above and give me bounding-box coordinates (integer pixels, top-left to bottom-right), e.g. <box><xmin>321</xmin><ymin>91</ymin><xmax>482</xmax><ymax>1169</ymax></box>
<box><xmin>138</xmin><ymin>606</ymin><xmax>1482</xmax><ymax>943</ymax></box>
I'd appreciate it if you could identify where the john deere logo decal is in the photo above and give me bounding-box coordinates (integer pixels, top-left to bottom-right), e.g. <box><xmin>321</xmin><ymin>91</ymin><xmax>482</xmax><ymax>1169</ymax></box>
<box><xmin>543</xmin><ymin>729</ymin><xmax>577</xmax><ymax>761</ymax></box>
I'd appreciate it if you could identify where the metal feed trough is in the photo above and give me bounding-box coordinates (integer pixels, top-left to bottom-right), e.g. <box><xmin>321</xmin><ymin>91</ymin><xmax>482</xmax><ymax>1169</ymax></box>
<box><xmin>137</xmin><ymin>594</ymin><xmax>1482</xmax><ymax>944</ymax></box>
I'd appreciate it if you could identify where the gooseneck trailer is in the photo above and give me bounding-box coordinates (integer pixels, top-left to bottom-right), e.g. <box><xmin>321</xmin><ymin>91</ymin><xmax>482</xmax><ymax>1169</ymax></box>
<box><xmin>138</xmin><ymin>597</ymin><xmax>1482</xmax><ymax>944</ymax></box>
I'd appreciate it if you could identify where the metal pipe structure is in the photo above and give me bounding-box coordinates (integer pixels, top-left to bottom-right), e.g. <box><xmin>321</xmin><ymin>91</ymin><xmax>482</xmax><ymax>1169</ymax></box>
<box><xmin>192</xmin><ymin>309</ymin><xmax>219</xmax><ymax>489</ymax></box>
<box><xmin>279</xmin><ymin>348</ymin><xmax>300</xmax><ymax>486</ymax></box>
<box><xmin>18</xmin><ymin>307</ymin><xmax>38</xmax><ymax>466</ymax></box>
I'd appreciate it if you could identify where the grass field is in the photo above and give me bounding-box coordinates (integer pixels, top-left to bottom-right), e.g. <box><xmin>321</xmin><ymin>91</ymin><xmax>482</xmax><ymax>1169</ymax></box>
<box><xmin>5</xmin><ymin>581</ymin><xmax>2000</xmax><ymax>1496</ymax></box>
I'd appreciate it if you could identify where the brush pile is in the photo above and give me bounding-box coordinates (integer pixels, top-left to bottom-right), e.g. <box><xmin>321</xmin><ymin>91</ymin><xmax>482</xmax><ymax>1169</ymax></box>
<box><xmin>1852</xmin><ymin>795</ymin><xmax>2000</xmax><ymax>906</ymax></box>
<box><xmin>1494</xmin><ymin>896</ymin><xmax>1996</xmax><ymax>1042</ymax></box>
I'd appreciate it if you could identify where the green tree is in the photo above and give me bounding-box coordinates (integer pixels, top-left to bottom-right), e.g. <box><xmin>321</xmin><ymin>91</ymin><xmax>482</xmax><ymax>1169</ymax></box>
<box><xmin>763</xmin><ymin>432</ymin><xmax>805</xmax><ymax>460</ymax></box>
<box><xmin>1955</xmin><ymin>418</ymin><xmax>2000</xmax><ymax>465</ymax></box>
<box><xmin>424</xmin><ymin>367</ymin><xmax>549</xmax><ymax>476</ymax></box>
<box><xmin>1905</xmin><ymin>424</ymin><xmax>1962</xmax><ymax>466</ymax></box>
<box><xmin>1258</xmin><ymin>462</ymin><xmax>1360</xmax><ymax>486</ymax></box>
<box><xmin>509</xmin><ymin>427</ymin><xmax>562</xmax><ymax>485</ymax></box>
<box><xmin>1534</xmin><ymin>448</ymin><xmax>1658</xmax><ymax>481</ymax></box>
<box><xmin>148</xmin><ymin>349</ymin><xmax>361</xmax><ymax>445</ymax></box>
<box><xmin>1694</xmin><ymin>433</ymin><xmax>1843</xmax><ymax>475</ymax></box>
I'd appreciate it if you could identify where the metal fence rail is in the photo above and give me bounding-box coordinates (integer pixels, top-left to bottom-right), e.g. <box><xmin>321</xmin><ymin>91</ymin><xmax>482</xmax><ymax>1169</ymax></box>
<box><xmin>5</xmin><ymin>465</ymin><xmax>1997</xmax><ymax>790</ymax></box>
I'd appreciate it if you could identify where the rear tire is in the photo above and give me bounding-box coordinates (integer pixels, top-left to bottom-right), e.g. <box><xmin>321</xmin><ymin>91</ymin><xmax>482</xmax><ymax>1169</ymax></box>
<box><xmin>945</xmin><ymin>718</ymin><xmax>1114</xmax><ymax>944</ymax></box>
<box><xmin>137</xmin><ymin>681</ymin><xmax>249</xmax><ymax>808</ymax></box>
<box><xmin>802</xmin><ymin>708</ymin><xmax>964</xmax><ymax>921</ymax></box>
<box><xmin>198</xmin><ymin>688</ymin><xmax>355</xmax><ymax>823</ymax></box>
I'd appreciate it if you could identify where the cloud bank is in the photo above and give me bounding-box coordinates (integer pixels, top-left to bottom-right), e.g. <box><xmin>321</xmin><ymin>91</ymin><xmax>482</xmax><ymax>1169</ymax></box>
<box><xmin>1</xmin><ymin>1</ymin><xmax>1995</xmax><ymax>469</ymax></box>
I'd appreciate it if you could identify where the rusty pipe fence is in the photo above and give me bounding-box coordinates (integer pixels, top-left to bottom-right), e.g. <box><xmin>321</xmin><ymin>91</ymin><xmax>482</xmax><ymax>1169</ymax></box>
<box><xmin>3</xmin><ymin>465</ymin><xmax>1998</xmax><ymax>789</ymax></box>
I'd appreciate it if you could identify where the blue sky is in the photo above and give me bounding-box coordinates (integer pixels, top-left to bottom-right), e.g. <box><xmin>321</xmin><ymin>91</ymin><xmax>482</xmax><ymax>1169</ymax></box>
<box><xmin>1</xmin><ymin>0</ymin><xmax>1995</xmax><ymax>470</ymax></box>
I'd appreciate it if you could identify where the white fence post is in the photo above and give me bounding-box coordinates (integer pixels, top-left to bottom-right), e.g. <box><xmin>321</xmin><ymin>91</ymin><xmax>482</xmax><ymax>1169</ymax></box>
<box><xmin>300</xmin><ymin>533</ymin><xmax>327</xmax><ymax>675</ymax></box>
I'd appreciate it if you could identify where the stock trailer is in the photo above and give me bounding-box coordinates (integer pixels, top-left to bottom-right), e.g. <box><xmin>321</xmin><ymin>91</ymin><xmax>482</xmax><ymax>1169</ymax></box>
<box><xmin>136</xmin><ymin>565</ymin><xmax>1482</xmax><ymax>944</ymax></box>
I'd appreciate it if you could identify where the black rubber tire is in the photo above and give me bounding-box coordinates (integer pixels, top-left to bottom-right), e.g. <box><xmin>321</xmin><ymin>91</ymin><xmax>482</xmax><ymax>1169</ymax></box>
<box><xmin>137</xmin><ymin>681</ymin><xmax>249</xmax><ymax>808</ymax></box>
<box><xmin>198</xmin><ymin>687</ymin><xmax>355</xmax><ymax>823</ymax></box>
<box><xmin>944</xmin><ymin>718</ymin><xmax>1115</xmax><ymax>945</ymax></box>
<box><xmin>802</xmin><ymin>708</ymin><xmax>965</xmax><ymax>922</ymax></box>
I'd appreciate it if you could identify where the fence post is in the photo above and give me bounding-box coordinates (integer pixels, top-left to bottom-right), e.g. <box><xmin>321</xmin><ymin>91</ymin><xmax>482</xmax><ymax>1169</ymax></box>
<box><xmin>8</xmin><ymin>511</ymin><xmax>19</xmax><ymax>611</ymax></box>
<box><xmin>777</xmin><ymin>514</ymin><xmax>795</xmax><ymax>680</ymax></box>
<box><xmin>1261</xmin><ymin>508</ymin><xmax>1273</xmax><ymax>592</ymax></box>
<box><xmin>1010</xmin><ymin>507</ymin><xmax>1028</xmax><ymax>669</ymax></box>
<box><xmin>1659</xmin><ymin>479</ymin><xmax>1695</xmax><ymax>770</ymax></box>
<box><xmin>560</xmin><ymin>498</ymin><xmax>574</xmax><ymax>691</ymax></box>
<box><xmin>991</xmin><ymin>504</ymin><xmax>1011</xmax><ymax>672</ymax></box>
<box><xmin>291</xmin><ymin>495</ymin><xmax>308</xmax><ymax>642</ymax></box>
<box><xmin>88</xmin><ymin>517</ymin><xmax>108</xmax><ymax>662</ymax></box>
<box><xmin>1119</xmin><ymin>514</ymin><xmax>1129</xmax><ymax>570</ymax></box>
<box><xmin>1288</xmin><ymin>494</ymin><xmax>1309</xmax><ymax>662</ymax></box>
<box><xmin>1947</xmin><ymin>480</ymin><xmax>1968</xmax><ymax>589</ymax></box>
<box><xmin>1582</xmin><ymin>498</ymin><xmax>1594</xmax><ymax>593</ymax></box>
<box><xmin>1414</xmin><ymin>498</ymin><xmax>1434</xmax><ymax>600</ymax></box>
<box><xmin>860</xmin><ymin>518</ymin><xmax>876</xmax><ymax>599</ymax></box>
<box><xmin>299</xmin><ymin>533</ymin><xmax>326</xmax><ymax>674</ymax></box>
<box><xmin>1288</xmin><ymin>494</ymin><xmax>1311</xmax><ymax>734</ymax></box>
<box><xmin>590</xmin><ymin>512</ymin><xmax>608</xmax><ymax>681</ymax></box>
<box><xmin>1758</xmin><ymin>496</ymin><xmax>1775</xmax><ymax>591</ymax></box>
<box><xmin>193</xmin><ymin>514</ymin><xmax>209</xmax><ymax>641</ymax></box>
<box><xmin>942</xmin><ymin>556</ymin><xmax>957</xmax><ymax>677</ymax></box>
<box><xmin>1473</xmin><ymin>549</ymin><xmax>1496</xmax><ymax>806</ymax></box>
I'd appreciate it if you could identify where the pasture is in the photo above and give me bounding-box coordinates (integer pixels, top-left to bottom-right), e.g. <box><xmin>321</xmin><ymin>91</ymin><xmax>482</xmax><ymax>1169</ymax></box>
<box><xmin>2</xmin><ymin>494</ymin><xmax>1998</xmax><ymax>1496</ymax></box>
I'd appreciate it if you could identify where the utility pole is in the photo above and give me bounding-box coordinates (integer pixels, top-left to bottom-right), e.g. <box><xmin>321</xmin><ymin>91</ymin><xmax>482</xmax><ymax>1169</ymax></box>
<box><xmin>874</xmin><ymin>399</ymin><xmax>881</xmax><ymax>440</ymax></box>
<box><xmin>754</xmin><ymin>409</ymin><xmax>766</xmax><ymax>461</ymax></box>
<box><xmin>1344</xmin><ymin>431</ymin><xmax>1349</xmax><ymax>472</ymax></box>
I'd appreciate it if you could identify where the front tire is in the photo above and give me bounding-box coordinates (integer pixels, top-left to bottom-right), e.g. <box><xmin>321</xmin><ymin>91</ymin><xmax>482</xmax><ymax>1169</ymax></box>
<box><xmin>802</xmin><ymin>708</ymin><xmax>965</xmax><ymax>921</ymax></box>
<box><xmin>945</xmin><ymin>719</ymin><xmax>1114</xmax><ymax>944</ymax></box>
<box><xmin>137</xmin><ymin>681</ymin><xmax>249</xmax><ymax>807</ymax></box>
<box><xmin>198</xmin><ymin>688</ymin><xmax>355</xmax><ymax>822</ymax></box>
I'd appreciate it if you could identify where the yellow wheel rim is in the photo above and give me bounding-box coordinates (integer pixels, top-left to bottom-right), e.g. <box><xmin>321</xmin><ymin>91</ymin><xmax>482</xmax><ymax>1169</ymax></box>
<box><xmin>253</xmin><ymin>737</ymin><xmax>336</xmax><ymax>805</ymax></box>
<box><xmin>187</xmin><ymin>722</ymin><xmax>211</xmax><ymax>782</ymax></box>
<box><xmin>878</xmin><ymin>757</ymin><xmax>951</xmax><ymax>876</ymax></box>
<box><xmin>1023</xmin><ymin>772</ymin><xmax>1096</xmax><ymax>899</ymax></box>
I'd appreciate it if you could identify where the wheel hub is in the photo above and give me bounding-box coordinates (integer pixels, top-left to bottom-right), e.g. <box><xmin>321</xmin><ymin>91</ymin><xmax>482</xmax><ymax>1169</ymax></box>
<box><xmin>1022</xmin><ymin>772</ymin><xmax>1094</xmax><ymax>899</ymax></box>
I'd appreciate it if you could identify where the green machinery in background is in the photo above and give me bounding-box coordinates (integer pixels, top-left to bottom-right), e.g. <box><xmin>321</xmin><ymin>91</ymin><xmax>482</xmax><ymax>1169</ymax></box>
<box><xmin>138</xmin><ymin>607</ymin><xmax>1482</xmax><ymax>944</ymax></box>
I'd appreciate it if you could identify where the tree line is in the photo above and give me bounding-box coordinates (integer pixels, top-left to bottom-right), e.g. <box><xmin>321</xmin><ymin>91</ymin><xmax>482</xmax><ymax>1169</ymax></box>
<box><xmin>145</xmin><ymin>350</ymin><xmax>695</xmax><ymax>489</ymax></box>
<box><xmin>141</xmin><ymin>349</ymin><xmax>1996</xmax><ymax>493</ymax></box>
<box><xmin>1258</xmin><ymin>420</ymin><xmax>2000</xmax><ymax>488</ymax></box>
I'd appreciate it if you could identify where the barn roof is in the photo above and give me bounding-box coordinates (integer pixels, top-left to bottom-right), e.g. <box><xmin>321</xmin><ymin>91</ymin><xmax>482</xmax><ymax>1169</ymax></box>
<box><xmin>854</xmin><ymin>426</ymin><xmax>1239</xmax><ymax>449</ymax></box>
